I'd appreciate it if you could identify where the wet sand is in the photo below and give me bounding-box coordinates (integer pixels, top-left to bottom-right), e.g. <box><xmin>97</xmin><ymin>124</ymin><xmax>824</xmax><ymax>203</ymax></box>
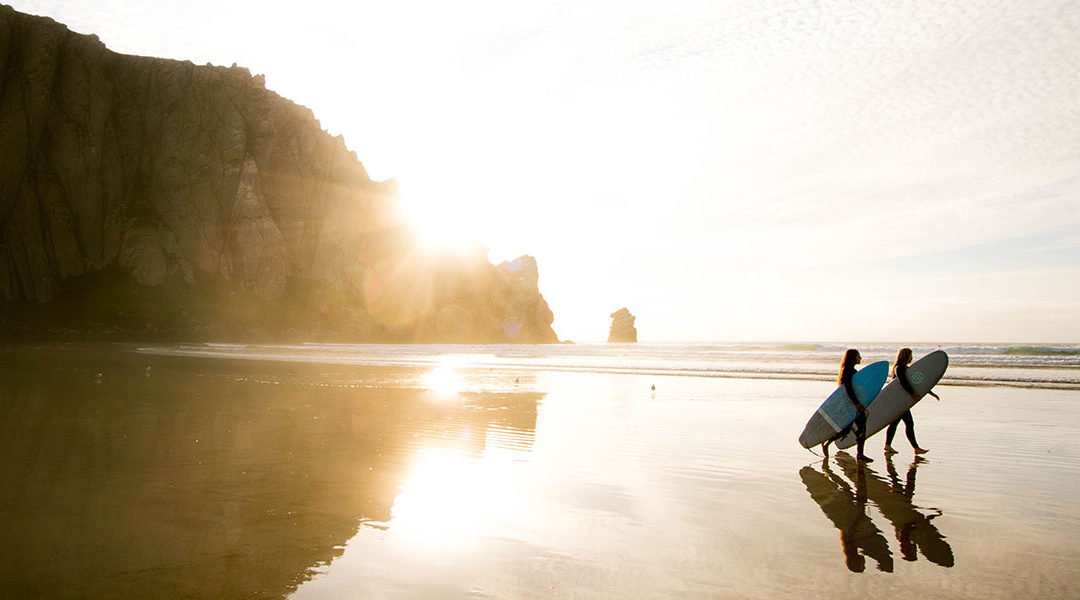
<box><xmin>1</xmin><ymin>345</ymin><xmax>1078</xmax><ymax>598</ymax></box>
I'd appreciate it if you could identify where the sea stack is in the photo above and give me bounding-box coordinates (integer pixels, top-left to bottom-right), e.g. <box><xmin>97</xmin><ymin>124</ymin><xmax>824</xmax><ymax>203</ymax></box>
<box><xmin>607</xmin><ymin>307</ymin><xmax>638</xmax><ymax>343</ymax></box>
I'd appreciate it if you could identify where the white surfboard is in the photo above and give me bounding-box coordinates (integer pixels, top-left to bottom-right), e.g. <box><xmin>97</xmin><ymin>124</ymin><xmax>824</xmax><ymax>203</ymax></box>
<box><xmin>835</xmin><ymin>351</ymin><xmax>948</xmax><ymax>449</ymax></box>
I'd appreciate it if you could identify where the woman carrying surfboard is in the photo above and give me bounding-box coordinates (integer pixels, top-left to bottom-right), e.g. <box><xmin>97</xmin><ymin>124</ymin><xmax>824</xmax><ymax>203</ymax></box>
<box><xmin>884</xmin><ymin>348</ymin><xmax>940</xmax><ymax>456</ymax></box>
<box><xmin>824</xmin><ymin>349</ymin><xmax>873</xmax><ymax>462</ymax></box>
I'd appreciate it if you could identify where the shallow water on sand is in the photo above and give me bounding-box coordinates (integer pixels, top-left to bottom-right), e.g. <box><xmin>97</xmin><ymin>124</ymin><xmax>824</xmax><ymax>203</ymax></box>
<box><xmin>1</xmin><ymin>345</ymin><xmax>1078</xmax><ymax>598</ymax></box>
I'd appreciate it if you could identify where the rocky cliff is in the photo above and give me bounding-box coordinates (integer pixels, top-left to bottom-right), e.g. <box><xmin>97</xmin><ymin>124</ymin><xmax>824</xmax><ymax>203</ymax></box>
<box><xmin>0</xmin><ymin>6</ymin><xmax>557</xmax><ymax>343</ymax></box>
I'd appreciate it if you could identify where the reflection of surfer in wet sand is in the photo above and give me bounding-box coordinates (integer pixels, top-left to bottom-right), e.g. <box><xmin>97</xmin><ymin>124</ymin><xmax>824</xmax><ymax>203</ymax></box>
<box><xmin>834</xmin><ymin>453</ymin><xmax>955</xmax><ymax>568</ymax></box>
<box><xmin>799</xmin><ymin>459</ymin><xmax>893</xmax><ymax>573</ymax></box>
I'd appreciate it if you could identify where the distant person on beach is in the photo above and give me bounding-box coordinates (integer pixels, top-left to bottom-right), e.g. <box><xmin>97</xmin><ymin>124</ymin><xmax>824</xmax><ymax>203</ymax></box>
<box><xmin>884</xmin><ymin>348</ymin><xmax>940</xmax><ymax>456</ymax></box>
<box><xmin>824</xmin><ymin>349</ymin><xmax>873</xmax><ymax>462</ymax></box>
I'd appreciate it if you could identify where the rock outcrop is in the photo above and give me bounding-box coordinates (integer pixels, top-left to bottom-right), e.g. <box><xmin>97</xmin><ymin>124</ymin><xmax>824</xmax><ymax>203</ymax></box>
<box><xmin>607</xmin><ymin>307</ymin><xmax>637</xmax><ymax>343</ymax></box>
<box><xmin>0</xmin><ymin>6</ymin><xmax>557</xmax><ymax>343</ymax></box>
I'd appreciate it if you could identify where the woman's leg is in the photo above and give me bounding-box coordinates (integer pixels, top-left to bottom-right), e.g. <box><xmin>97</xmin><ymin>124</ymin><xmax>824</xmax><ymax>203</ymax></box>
<box><xmin>902</xmin><ymin>411</ymin><xmax>929</xmax><ymax>453</ymax></box>
<box><xmin>900</xmin><ymin>411</ymin><xmax>918</xmax><ymax>448</ymax></box>
<box><xmin>855</xmin><ymin>413</ymin><xmax>872</xmax><ymax>461</ymax></box>
<box><xmin>884</xmin><ymin>418</ymin><xmax>901</xmax><ymax>453</ymax></box>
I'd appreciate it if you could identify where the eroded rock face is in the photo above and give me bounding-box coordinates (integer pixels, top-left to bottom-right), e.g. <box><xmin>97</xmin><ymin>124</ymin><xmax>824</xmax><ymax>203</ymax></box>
<box><xmin>495</xmin><ymin>256</ymin><xmax>558</xmax><ymax>344</ymax></box>
<box><xmin>608</xmin><ymin>307</ymin><xmax>638</xmax><ymax>343</ymax></box>
<box><xmin>223</xmin><ymin>157</ymin><xmax>287</xmax><ymax>300</ymax></box>
<box><xmin>118</xmin><ymin>227</ymin><xmax>168</xmax><ymax>287</ymax></box>
<box><xmin>0</xmin><ymin>6</ymin><xmax>558</xmax><ymax>343</ymax></box>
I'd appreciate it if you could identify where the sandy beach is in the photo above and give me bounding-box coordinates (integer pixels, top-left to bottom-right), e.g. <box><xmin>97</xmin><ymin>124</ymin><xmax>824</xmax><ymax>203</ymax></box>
<box><xmin>1</xmin><ymin>344</ymin><xmax>1078</xmax><ymax>599</ymax></box>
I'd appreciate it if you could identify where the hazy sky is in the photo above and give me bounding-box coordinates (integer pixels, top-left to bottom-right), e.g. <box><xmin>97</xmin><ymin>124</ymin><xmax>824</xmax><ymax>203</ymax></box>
<box><xmin>12</xmin><ymin>0</ymin><xmax>1080</xmax><ymax>342</ymax></box>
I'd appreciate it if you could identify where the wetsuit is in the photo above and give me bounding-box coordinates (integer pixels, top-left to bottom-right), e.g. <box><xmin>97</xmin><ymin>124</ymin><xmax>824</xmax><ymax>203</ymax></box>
<box><xmin>885</xmin><ymin>364</ymin><xmax>918</xmax><ymax>448</ymax></box>
<box><xmin>842</xmin><ymin>367</ymin><xmax>867</xmax><ymax>445</ymax></box>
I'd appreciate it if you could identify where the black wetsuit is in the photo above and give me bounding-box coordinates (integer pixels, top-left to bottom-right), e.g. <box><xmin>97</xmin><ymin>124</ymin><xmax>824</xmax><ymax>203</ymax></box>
<box><xmin>842</xmin><ymin>367</ymin><xmax>867</xmax><ymax>442</ymax></box>
<box><xmin>885</xmin><ymin>364</ymin><xmax>918</xmax><ymax>448</ymax></box>
<box><xmin>895</xmin><ymin>364</ymin><xmax>916</xmax><ymax>396</ymax></box>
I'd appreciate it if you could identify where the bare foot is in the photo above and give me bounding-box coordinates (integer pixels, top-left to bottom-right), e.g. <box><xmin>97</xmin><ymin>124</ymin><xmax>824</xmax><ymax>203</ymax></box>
<box><xmin>883</xmin><ymin>446</ymin><xmax>898</xmax><ymax>455</ymax></box>
<box><xmin>914</xmin><ymin>447</ymin><xmax>930</xmax><ymax>455</ymax></box>
<box><xmin>857</xmin><ymin>454</ymin><xmax>874</xmax><ymax>463</ymax></box>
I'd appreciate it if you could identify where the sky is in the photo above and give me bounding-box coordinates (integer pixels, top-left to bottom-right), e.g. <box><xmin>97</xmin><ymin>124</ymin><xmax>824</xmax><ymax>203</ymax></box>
<box><xmin>11</xmin><ymin>0</ymin><xmax>1080</xmax><ymax>342</ymax></box>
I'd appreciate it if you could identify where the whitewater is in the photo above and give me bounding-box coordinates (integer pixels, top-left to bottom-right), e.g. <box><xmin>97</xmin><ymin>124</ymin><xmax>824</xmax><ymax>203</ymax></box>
<box><xmin>136</xmin><ymin>342</ymin><xmax>1080</xmax><ymax>391</ymax></box>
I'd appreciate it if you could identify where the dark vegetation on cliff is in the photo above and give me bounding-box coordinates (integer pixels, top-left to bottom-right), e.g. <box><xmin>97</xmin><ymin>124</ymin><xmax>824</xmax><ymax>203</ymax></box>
<box><xmin>0</xmin><ymin>6</ymin><xmax>557</xmax><ymax>342</ymax></box>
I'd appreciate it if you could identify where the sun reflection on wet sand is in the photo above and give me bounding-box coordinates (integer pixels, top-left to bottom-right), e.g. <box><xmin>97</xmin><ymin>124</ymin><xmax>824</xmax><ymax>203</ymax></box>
<box><xmin>390</xmin><ymin>443</ymin><xmax>528</xmax><ymax>545</ymax></box>
<box><xmin>422</xmin><ymin>355</ymin><xmax>483</xmax><ymax>399</ymax></box>
<box><xmin>423</xmin><ymin>366</ymin><xmax>465</xmax><ymax>398</ymax></box>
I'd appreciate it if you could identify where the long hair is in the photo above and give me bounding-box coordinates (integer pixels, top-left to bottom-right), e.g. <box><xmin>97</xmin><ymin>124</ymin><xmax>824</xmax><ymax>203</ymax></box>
<box><xmin>838</xmin><ymin>349</ymin><xmax>861</xmax><ymax>385</ymax></box>
<box><xmin>892</xmin><ymin>347</ymin><xmax>913</xmax><ymax>378</ymax></box>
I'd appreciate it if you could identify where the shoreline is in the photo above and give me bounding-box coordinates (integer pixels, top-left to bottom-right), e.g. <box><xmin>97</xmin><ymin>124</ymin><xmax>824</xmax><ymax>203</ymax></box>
<box><xmin>4</xmin><ymin>341</ymin><xmax>1080</xmax><ymax>391</ymax></box>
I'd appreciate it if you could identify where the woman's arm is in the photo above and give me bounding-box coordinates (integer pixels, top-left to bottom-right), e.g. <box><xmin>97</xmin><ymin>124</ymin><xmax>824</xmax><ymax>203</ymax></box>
<box><xmin>896</xmin><ymin>364</ymin><xmax>916</xmax><ymax>396</ymax></box>
<box><xmin>844</xmin><ymin>373</ymin><xmax>865</xmax><ymax>412</ymax></box>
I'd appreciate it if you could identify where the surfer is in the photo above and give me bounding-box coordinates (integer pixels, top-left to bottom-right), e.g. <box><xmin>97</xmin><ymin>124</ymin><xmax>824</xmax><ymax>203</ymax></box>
<box><xmin>883</xmin><ymin>348</ymin><xmax>940</xmax><ymax>456</ymax></box>
<box><xmin>824</xmin><ymin>349</ymin><xmax>873</xmax><ymax>462</ymax></box>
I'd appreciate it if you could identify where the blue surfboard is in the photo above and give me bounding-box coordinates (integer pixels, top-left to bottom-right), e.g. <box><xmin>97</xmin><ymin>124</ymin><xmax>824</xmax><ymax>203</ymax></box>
<box><xmin>799</xmin><ymin>361</ymin><xmax>889</xmax><ymax>448</ymax></box>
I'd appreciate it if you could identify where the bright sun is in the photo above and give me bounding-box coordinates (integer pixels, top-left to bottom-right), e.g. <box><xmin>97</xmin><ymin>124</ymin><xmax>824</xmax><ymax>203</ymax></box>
<box><xmin>398</xmin><ymin>180</ymin><xmax>494</xmax><ymax>254</ymax></box>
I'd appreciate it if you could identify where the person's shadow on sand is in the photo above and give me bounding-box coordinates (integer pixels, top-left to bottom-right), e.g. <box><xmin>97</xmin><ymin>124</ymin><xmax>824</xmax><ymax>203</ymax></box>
<box><xmin>800</xmin><ymin>454</ymin><xmax>955</xmax><ymax>573</ymax></box>
<box><xmin>833</xmin><ymin>453</ymin><xmax>955</xmax><ymax>568</ymax></box>
<box><xmin>800</xmin><ymin>458</ymin><xmax>893</xmax><ymax>572</ymax></box>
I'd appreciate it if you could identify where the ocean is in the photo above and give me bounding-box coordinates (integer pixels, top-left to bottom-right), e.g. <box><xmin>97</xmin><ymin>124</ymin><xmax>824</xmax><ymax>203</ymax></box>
<box><xmin>136</xmin><ymin>341</ymin><xmax>1080</xmax><ymax>390</ymax></box>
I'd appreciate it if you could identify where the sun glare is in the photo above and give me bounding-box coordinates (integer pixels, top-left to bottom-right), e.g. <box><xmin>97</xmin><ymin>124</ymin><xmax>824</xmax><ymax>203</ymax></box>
<box><xmin>423</xmin><ymin>361</ymin><xmax>468</xmax><ymax>399</ymax></box>
<box><xmin>398</xmin><ymin>181</ymin><xmax>494</xmax><ymax>254</ymax></box>
<box><xmin>423</xmin><ymin>366</ymin><xmax>463</xmax><ymax>397</ymax></box>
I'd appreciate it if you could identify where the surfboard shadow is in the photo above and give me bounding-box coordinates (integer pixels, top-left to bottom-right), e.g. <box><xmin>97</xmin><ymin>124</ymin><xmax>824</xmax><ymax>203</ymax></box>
<box><xmin>799</xmin><ymin>460</ymin><xmax>894</xmax><ymax>573</ymax></box>
<box><xmin>832</xmin><ymin>454</ymin><xmax>955</xmax><ymax>568</ymax></box>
